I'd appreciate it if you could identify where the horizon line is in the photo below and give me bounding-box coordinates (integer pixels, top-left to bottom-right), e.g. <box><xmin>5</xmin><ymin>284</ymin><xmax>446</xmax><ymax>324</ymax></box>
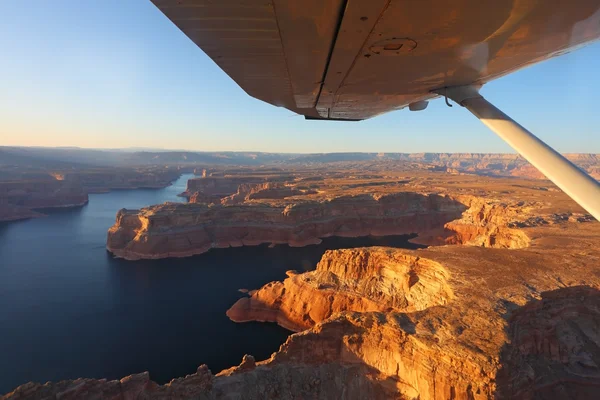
<box><xmin>3</xmin><ymin>145</ymin><xmax>600</xmax><ymax>156</ymax></box>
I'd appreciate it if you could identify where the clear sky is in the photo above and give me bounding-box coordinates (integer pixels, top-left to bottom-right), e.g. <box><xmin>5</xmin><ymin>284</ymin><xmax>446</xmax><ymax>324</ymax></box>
<box><xmin>0</xmin><ymin>0</ymin><xmax>599</xmax><ymax>153</ymax></box>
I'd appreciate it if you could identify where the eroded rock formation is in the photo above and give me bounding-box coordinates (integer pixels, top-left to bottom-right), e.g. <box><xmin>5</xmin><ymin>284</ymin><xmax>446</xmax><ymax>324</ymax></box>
<box><xmin>220</xmin><ymin>182</ymin><xmax>306</xmax><ymax>205</ymax></box>
<box><xmin>227</xmin><ymin>249</ymin><xmax>454</xmax><ymax>331</ymax></box>
<box><xmin>180</xmin><ymin>175</ymin><xmax>293</xmax><ymax>199</ymax></box>
<box><xmin>496</xmin><ymin>286</ymin><xmax>600</xmax><ymax>399</ymax></box>
<box><xmin>106</xmin><ymin>193</ymin><xmax>467</xmax><ymax>260</ymax></box>
<box><xmin>439</xmin><ymin>196</ymin><xmax>534</xmax><ymax>249</ymax></box>
<box><xmin>219</xmin><ymin>219</ymin><xmax>600</xmax><ymax>400</ymax></box>
<box><xmin>107</xmin><ymin>183</ymin><xmax>577</xmax><ymax>260</ymax></box>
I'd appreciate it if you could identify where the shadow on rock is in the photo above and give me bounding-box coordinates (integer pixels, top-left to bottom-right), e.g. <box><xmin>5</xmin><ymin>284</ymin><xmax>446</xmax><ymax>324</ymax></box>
<box><xmin>496</xmin><ymin>286</ymin><xmax>600</xmax><ymax>399</ymax></box>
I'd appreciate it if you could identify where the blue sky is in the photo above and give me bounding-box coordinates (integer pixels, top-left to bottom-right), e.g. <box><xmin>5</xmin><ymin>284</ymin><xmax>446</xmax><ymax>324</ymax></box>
<box><xmin>0</xmin><ymin>0</ymin><xmax>599</xmax><ymax>153</ymax></box>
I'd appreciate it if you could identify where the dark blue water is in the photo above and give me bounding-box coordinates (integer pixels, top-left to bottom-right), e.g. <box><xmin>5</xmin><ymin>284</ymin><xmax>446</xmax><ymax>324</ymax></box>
<box><xmin>0</xmin><ymin>173</ymin><xmax>422</xmax><ymax>394</ymax></box>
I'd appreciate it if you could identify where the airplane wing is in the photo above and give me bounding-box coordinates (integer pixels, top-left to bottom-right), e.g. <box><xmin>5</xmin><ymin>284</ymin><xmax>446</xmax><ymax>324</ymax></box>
<box><xmin>150</xmin><ymin>0</ymin><xmax>600</xmax><ymax>221</ymax></box>
<box><xmin>150</xmin><ymin>0</ymin><xmax>600</xmax><ymax>120</ymax></box>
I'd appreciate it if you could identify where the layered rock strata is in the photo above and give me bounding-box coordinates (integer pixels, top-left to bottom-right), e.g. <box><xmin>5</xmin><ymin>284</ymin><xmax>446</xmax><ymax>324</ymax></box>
<box><xmin>180</xmin><ymin>176</ymin><xmax>292</xmax><ymax>198</ymax></box>
<box><xmin>227</xmin><ymin>250</ymin><xmax>454</xmax><ymax>331</ymax></box>
<box><xmin>107</xmin><ymin>184</ymin><xmax>577</xmax><ymax>260</ymax></box>
<box><xmin>106</xmin><ymin>193</ymin><xmax>467</xmax><ymax>260</ymax></box>
<box><xmin>220</xmin><ymin>218</ymin><xmax>600</xmax><ymax>399</ymax></box>
<box><xmin>219</xmin><ymin>182</ymin><xmax>306</xmax><ymax>205</ymax></box>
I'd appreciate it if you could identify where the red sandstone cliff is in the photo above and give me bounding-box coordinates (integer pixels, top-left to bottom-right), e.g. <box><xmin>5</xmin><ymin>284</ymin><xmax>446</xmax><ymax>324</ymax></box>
<box><xmin>106</xmin><ymin>186</ymin><xmax>573</xmax><ymax>260</ymax></box>
<box><xmin>221</xmin><ymin>226</ymin><xmax>600</xmax><ymax>399</ymax></box>
<box><xmin>219</xmin><ymin>182</ymin><xmax>306</xmax><ymax>205</ymax></box>
<box><xmin>106</xmin><ymin>193</ymin><xmax>467</xmax><ymax>260</ymax></box>
<box><xmin>179</xmin><ymin>175</ymin><xmax>293</xmax><ymax>199</ymax></box>
<box><xmin>227</xmin><ymin>249</ymin><xmax>453</xmax><ymax>331</ymax></box>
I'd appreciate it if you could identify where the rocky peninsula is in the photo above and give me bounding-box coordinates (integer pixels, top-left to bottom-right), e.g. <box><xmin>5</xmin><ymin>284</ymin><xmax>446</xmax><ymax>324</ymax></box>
<box><xmin>106</xmin><ymin>192</ymin><xmax>466</xmax><ymax>260</ymax></box>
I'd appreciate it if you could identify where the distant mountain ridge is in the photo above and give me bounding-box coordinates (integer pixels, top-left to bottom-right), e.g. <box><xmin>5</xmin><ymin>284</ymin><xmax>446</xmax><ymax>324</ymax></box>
<box><xmin>1</xmin><ymin>147</ymin><xmax>599</xmax><ymax>175</ymax></box>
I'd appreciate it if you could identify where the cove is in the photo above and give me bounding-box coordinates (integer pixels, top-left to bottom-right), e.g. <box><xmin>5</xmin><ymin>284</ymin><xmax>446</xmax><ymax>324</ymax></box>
<box><xmin>0</xmin><ymin>174</ymin><xmax>422</xmax><ymax>394</ymax></box>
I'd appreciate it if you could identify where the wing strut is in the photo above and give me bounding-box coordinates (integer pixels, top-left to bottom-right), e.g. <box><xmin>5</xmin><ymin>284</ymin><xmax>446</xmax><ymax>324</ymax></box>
<box><xmin>435</xmin><ymin>85</ymin><xmax>600</xmax><ymax>221</ymax></box>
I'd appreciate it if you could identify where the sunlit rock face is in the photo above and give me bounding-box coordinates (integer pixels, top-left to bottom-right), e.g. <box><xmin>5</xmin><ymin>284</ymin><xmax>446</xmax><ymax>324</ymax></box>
<box><xmin>180</xmin><ymin>175</ymin><xmax>293</xmax><ymax>199</ymax></box>
<box><xmin>227</xmin><ymin>248</ymin><xmax>454</xmax><ymax>331</ymax></box>
<box><xmin>219</xmin><ymin>182</ymin><xmax>307</xmax><ymax>205</ymax></box>
<box><xmin>106</xmin><ymin>192</ymin><xmax>467</xmax><ymax>260</ymax></box>
<box><xmin>221</xmin><ymin>221</ymin><xmax>600</xmax><ymax>400</ymax></box>
<box><xmin>107</xmin><ymin>184</ymin><xmax>576</xmax><ymax>260</ymax></box>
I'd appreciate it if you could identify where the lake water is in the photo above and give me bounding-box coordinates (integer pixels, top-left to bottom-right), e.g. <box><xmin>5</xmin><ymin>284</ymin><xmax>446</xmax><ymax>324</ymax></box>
<box><xmin>0</xmin><ymin>173</ymin><xmax>422</xmax><ymax>394</ymax></box>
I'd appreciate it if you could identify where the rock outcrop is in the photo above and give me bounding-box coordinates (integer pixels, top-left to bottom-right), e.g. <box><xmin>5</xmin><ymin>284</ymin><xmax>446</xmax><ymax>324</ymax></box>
<box><xmin>227</xmin><ymin>249</ymin><xmax>453</xmax><ymax>331</ymax></box>
<box><xmin>220</xmin><ymin>182</ymin><xmax>306</xmax><ymax>205</ymax></box>
<box><xmin>0</xmin><ymin>180</ymin><xmax>88</xmax><ymax>222</ymax></box>
<box><xmin>107</xmin><ymin>184</ymin><xmax>576</xmax><ymax>260</ymax></box>
<box><xmin>106</xmin><ymin>193</ymin><xmax>467</xmax><ymax>260</ymax></box>
<box><xmin>496</xmin><ymin>286</ymin><xmax>600</xmax><ymax>399</ymax></box>
<box><xmin>180</xmin><ymin>176</ymin><xmax>292</xmax><ymax>199</ymax></box>
<box><xmin>188</xmin><ymin>191</ymin><xmax>222</xmax><ymax>205</ymax></box>
<box><xmin>440</xmin><ymin>196</ymin><xmax>534</xmax><ymax>249</ymax></box>
<box><xmin>219</xmin><ymin>217</ymin><xmax>600</xmax><ymax>400</ymax></box>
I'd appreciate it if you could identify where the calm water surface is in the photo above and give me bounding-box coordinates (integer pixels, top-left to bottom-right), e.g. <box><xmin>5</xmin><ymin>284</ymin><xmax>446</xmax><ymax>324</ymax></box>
<box><xmin>0</xmin><ymin>173</ymin><xmax>421</xmax><ymax>393</ymax></box>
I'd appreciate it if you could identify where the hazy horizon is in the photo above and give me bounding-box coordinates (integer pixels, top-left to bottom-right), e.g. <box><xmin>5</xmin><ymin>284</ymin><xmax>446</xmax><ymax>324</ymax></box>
<box><xmin>5</xmin><ymin>144</ymin><xmax>600</xmax><ymax>156</ymax></box>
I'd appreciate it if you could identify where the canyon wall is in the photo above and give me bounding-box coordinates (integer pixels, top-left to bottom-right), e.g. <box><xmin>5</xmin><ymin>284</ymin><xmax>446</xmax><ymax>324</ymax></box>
<box><xmin>180</xmin><ymin>175</ymin><xmax>294</xmax><ymax>198</ymax></box>
<box><xmin>219</xmin><ymin>182</ymin><xmax>306</xmax><ymax>205</ymax></box>
<box><xmin>0</xmin><ymin>180</ymin><xmax>88</xmax><ymax>222</ymax></box>
<box><xmin>440</xmin><ymin>195</ymin><xmax>533</xmax><ymax>249</ymax></box>
<box><xmin>107</xmin><ymin>186</ymin><xmax>564</xmax><ymax>260</ymax></box>
<box><xmin>106</xmin><ymin>193</ymin><xmax>467</xmax><ymax>260</ymax></box>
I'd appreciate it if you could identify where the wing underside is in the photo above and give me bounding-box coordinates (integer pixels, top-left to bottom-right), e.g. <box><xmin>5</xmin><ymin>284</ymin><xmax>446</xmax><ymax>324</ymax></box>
<box><xmin>151</xmin><ymin>0</ymin><xmax>600</xmax><ymax>120</ymax></box>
